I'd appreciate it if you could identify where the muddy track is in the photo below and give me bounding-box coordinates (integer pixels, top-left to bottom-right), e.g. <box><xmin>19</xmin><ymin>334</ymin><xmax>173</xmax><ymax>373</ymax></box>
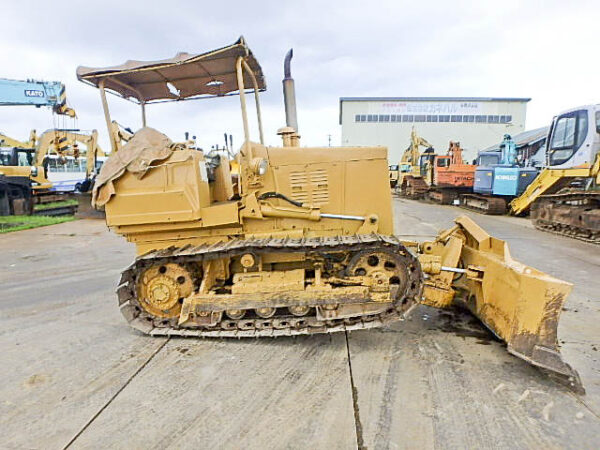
<box><xmin>117</xmin><ymin>234</ymin><xmax>424</xmax><ymax>337</ymax></box>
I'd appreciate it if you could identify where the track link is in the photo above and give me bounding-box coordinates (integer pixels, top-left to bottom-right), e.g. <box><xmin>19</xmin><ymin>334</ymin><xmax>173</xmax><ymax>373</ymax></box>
<box><xmin>426</xmin><ymin>190</ymin><xmax>456</xmax><ymax>205</ymax></box>
<box><xmin>398</xmin><ymin>176</ymin><xmax>429</xmax><ymax>199</ymax></box>
<box><xmin>459</xmin><ymin>194</ymin><xmax>507</xmax><ymax>215</ymax></box>
<box><xmin>116</xmin><ymin>235</ymin><xmax>423</xmax><ymax>337</ymax></box>
<box><xmin>531</xmin><ymin>191</ymin><xmax>600</xmax><ymax>244</ymax></box>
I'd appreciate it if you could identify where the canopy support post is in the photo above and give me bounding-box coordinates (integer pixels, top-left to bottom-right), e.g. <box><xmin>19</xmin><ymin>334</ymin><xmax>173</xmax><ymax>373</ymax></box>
<box><xmin>140</xmin><ymin>101</ymin><xmax>147</xmax><ymax>127</ymax></box>
<box><xmin>98</xmin><ymin>79</ymin><xmax>117</xmax><ymax>154</ymax></box>
<box><xmin>241</xmin><ymin>59</ymin><xmax>264</xmax><ymax>145</ymax></box>
<box><xmin>236</xmin><ymin>57</ymin><xmax>250</xmax><ymax>144</ymax></box>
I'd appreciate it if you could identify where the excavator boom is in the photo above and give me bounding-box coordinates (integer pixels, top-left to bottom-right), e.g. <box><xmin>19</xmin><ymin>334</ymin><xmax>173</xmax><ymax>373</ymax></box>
<box><xmin>0</xmin><ymin>78</ymin><xmax>76</xmax><ymax>117</ymax></box>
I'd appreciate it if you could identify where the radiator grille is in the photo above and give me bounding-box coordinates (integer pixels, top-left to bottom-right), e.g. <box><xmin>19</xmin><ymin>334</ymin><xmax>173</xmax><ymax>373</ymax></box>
<box><xmin>289</xmin><ymin>168</ymin><xmax>329</xmax><ymax>206</ymax></box>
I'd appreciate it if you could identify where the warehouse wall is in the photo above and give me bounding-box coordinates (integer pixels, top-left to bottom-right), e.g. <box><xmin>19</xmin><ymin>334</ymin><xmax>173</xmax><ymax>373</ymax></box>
<box><xmin>340</xmin><ymin>99</ymin><xmax>528</xmax><ymax>163</ymax></box>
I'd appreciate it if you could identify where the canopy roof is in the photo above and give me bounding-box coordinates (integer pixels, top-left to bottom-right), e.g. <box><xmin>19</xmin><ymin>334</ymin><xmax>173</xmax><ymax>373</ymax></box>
<box><xmin>76</xmin><ymin>36</ymin><xmax>265</xmax><ymax>104</ymax></box>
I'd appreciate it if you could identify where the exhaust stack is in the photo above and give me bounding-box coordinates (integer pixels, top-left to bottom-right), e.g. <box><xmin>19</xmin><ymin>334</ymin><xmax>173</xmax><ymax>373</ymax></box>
<box><xmin>282</xmin><ymin>49</ymin><xmax>298</xmax><ymax>133</ymax></box>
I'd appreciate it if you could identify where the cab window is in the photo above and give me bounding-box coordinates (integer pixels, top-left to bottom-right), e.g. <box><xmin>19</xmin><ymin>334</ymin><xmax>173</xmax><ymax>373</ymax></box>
<box><xmin>0</xmin><ymin>150</ymin><xmax>12</xmax><ymax>166</ymax></box>
<box><xmin>478</xmin><ymin>154</ymin><xmax>499</xmax><ymax>167</ymax></box>
<box><xmin>550</xmin><ymin>116</ymin><xmax>576</xmax><ymax>149</ymax></box>
<box><xmin>549</xmin><ymin>110</ymin><xmax>588</xmax><ymax>165</ymax></box>
<box><xmin>437</xmin><ymin>158</ymin><xmax>450</xmax><ymax>168</ymax></box>
<box><xmin>17</xmin><ymin>150</ymin><xmax>33</xmax><ymax>166</ymax></box>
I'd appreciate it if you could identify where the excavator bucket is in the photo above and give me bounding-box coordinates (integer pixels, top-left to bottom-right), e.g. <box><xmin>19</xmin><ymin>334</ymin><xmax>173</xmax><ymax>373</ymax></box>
<box><xmin>419</xmin><ymin>216</ymin><xmax>583</xmax><ymax>393</ymax></box>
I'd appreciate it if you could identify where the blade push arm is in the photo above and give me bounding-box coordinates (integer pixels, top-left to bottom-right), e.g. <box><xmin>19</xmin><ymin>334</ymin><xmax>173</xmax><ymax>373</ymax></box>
<box><xmin>418</xmin><ymin>215</ymin><xmax>583</xmax><ymax>393</ymax></box>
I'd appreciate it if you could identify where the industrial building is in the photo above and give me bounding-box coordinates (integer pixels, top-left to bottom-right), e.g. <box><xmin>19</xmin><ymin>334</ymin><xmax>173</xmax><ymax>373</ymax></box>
<box><xmin>339</xmin><ymin>97</ymin><xmax>530</xmax><ymax>163</ymax></box>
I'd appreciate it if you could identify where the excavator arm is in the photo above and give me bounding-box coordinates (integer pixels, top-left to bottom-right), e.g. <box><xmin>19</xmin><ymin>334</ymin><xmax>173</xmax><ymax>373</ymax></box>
<box><xmin>0</xmin><ymin>132</ymin><xmax>31</xmax><ymax>148</ymax></box>
<box><xmin>34</xmin><ymin>129</ymin><xmax>105</xmax><ymax>174</ymax></box>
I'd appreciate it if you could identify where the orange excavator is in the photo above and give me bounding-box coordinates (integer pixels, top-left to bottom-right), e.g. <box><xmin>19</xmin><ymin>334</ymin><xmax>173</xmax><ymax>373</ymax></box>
<box><xmin>423</xmin><ymin>141</ymin><xmax>476</xmax><ymax>204</ymax></box>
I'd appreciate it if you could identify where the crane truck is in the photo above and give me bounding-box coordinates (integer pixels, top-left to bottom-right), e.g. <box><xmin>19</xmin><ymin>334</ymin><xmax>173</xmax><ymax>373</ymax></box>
<box><xmin>0</xmin><ymin>78</ymin><xmax>76</xmax><ymax>214</ymax></box>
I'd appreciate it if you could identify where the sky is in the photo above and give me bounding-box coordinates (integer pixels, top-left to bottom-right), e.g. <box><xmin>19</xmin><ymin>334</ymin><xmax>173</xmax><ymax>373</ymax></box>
<box><xmin>0</xmin><ymin>0</ymin><xmax>597</xmax><ymax>152</ymax></box>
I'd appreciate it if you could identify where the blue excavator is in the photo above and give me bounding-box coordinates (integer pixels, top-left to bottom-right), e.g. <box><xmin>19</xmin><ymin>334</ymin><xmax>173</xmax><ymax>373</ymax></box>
<box><xmin>0</xmin><ymin>78</ymin><xmax>76</xmax><ymax>215</ymax></box>
<box><xmin>460</xmin><ymin>134</ymin><xmax>538</xmax><ymax>214</ymax></box>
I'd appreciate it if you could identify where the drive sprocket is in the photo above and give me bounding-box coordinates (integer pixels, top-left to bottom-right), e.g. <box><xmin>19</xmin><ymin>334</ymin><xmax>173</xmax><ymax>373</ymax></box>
<box><xmin>136</xmin><ymin>263</ymin><xmax>193</xmax><ymax>318</ymax></box>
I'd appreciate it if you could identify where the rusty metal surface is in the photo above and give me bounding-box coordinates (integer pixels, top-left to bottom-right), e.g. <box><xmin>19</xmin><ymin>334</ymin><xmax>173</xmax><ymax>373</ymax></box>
<box><xmin>426</xmin><ymin>189</ymin><xmax>456</xmax><ymax>204</ymax></box>
<box><xmin>531</xmin><ymin>191</ymin><xmax>600</xmax><ymax>244</ymax></box>
<box><xmin>399</xmin><ymin>175</ymin><xmax>429</xmax><ymax>199</ymax></box>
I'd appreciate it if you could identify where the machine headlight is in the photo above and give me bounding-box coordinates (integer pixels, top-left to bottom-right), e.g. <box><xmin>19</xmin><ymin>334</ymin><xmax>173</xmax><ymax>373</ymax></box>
<box><xmin>252</xmin><ymin>158</ymin><xmax>268</xmax><ymax>176</ymax></box>
<box><xmin>30</xmin><ymin>166</ymin><xmax>38</xmax><ymax>177</ymax></box>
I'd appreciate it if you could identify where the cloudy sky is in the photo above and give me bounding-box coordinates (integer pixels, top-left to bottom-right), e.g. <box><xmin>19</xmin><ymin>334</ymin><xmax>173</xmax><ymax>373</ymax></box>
<box><xmin>0</xmin><ymin>0</ymin><xmax>597</xmax><ymax>151</ymax></box>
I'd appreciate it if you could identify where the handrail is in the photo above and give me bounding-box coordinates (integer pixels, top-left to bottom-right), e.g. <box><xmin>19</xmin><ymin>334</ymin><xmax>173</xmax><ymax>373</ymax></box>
<box><xmin>235</xmin><ymin>56</ymin><xmax>264</xmax><ymax>145</ymax></box>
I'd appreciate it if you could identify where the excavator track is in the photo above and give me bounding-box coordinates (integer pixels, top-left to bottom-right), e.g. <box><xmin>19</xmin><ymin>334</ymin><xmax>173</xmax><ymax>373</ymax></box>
<box><xmin>116</xmin><ymin>235</ymin><xmax>423</xmax><ymax>337</ymax></box>
<box><xmin>426</xmin><ymin>190</ymin><xmax>456</xmax><ymax>205</ymax></box>
<box><xmin>398</xmin><ymin>176</ymin><xmax>429</xmax><ymax>199</ymax></box>
<box><xmin>459</xmin><ymin>194</ymin><xmax>507</xmax><ymax>215</ymax></box>
<box><xmin>531</xmin><ymin>191</ymin><xmax>600</xmax><ymax>245</ymax></box>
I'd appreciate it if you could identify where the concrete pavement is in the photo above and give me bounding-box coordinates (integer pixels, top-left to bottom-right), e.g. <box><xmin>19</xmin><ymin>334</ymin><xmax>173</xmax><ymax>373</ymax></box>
<box><xmin>1</xmin><ymin>200</ymin><xmax>598</xmax><ymax>449</ymax></box>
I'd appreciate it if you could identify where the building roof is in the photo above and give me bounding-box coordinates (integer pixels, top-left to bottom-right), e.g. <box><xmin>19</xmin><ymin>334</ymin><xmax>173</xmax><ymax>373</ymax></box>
<box><xmin>340</xmin><ymin>96</ymin><xmax>532</xmax><ymax>103</ymax></box>
<box><xmin>339</xmin><ymin>96</ymin><xmax>531</xmax><ymax>123</ymax></box>
<box><xmin>480</xmin><ymin>126</ymin><xmax>549</xmax><ymax>153</ymax></box>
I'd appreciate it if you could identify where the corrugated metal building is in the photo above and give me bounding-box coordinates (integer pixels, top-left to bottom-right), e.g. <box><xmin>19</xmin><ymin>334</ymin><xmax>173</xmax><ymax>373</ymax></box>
<box><xmin>339</xmin><ymin>97</ymin><xmax>530</xmax><ymax>163</ymax></box>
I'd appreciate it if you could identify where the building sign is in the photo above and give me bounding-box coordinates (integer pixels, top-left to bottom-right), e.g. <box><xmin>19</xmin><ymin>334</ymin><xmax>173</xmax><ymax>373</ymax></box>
<box><xmin>372</xmin><ymin>101</ymin><xmax>481</xmax><ymax>115</ymax></box>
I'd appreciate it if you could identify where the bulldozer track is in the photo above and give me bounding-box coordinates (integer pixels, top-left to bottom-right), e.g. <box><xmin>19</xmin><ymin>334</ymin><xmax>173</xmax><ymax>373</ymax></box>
<box><xmin>532</xmin><ymin>191</ymin><xmax>600</xmax><ymax>245</ymax></box>
<box><xmin>459</xmin><ymin>194</ymin><xmax>507</xmax><ymax>215</ymax></box>
<box><xmin>116</xmin><ymin>235</ymin><xmax>423</xmax><ymax>337</ymax></box>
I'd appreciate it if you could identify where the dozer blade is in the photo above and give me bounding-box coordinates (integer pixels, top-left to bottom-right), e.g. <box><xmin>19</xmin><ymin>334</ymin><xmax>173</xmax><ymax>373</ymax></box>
<box><xmin>420</xmin><ymin>216</ymin><xmax>583</xmax><ymax>394</ymax></box>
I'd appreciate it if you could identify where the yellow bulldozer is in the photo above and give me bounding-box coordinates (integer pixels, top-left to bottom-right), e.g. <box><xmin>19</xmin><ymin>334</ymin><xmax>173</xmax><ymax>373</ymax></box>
<box><xmin>77</xmin><ymin>37</ymin><xmax>582</xmax><ymax>392</ymax></box>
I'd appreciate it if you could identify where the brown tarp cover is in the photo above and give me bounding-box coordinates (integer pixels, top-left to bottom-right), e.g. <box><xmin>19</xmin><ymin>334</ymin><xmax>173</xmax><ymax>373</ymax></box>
<box><xmin>77</xmin><ymin>36</ymin><xmax>265</xmax><ymax>103</ymax></box>
<box><xmin>92</xmin><ymin>127</ymin><xmax>173</xmax><ymax>208</ymax></box>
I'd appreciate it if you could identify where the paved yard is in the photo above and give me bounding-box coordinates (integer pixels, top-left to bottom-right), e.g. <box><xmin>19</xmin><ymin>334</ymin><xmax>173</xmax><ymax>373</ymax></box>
<box><xmin>1</xmin><ymin>199</ymin><xmax>599</xmax><ymax>449</ymax></box>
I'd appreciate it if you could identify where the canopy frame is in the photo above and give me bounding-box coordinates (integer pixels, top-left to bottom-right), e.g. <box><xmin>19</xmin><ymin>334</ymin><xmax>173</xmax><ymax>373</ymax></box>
<box><xmin>77</xmin><ymin>37</ymin><xmax>266</xmax><ymax>153</ymax></box>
